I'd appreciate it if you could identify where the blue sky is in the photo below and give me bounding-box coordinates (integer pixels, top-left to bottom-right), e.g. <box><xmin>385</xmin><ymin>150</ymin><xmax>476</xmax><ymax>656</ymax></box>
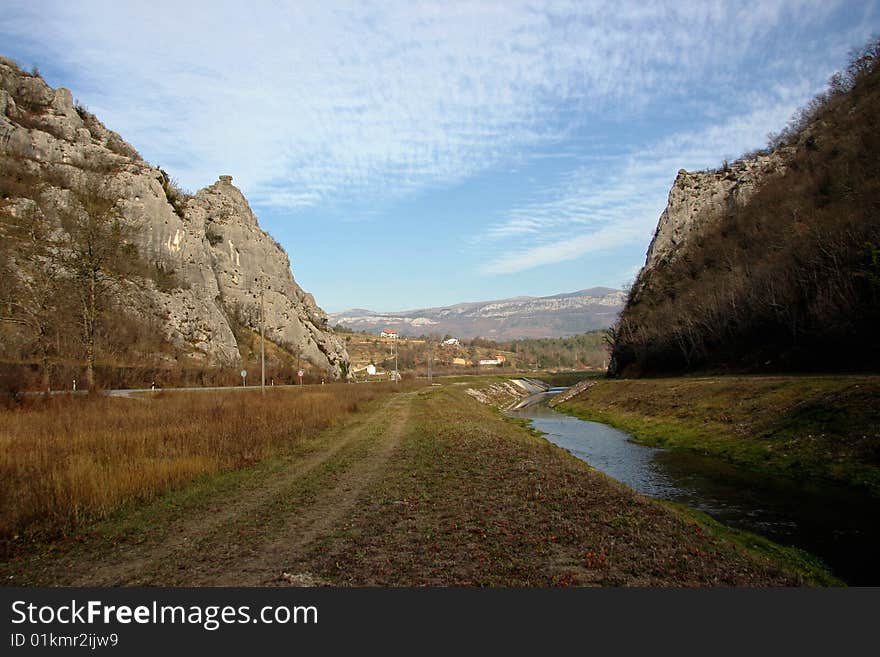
<box><xmin>2</xmin><ymin>1</ymin><xmax>878</xmax><ymax>311</ymax></box>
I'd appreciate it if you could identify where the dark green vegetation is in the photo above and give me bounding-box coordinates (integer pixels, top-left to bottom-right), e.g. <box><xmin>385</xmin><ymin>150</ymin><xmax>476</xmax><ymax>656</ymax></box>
<box><xmin>0</xmin><ymin>384</ymin><xmax>831</xmax><ymax>586</ymax></box>
<box><xmin>481</xmin><ymin>331</ymin><xmax>609</xmax><ymax>370</ymax></box>
<box><xmin>557</xmin><ymin>376</ymin><xmax>880</xmax><ymax>496</ymax></box>
<box><xmin>609</xmin><ymin>40</ymin><xmax>880</xmax><ymax>375</ymax></box>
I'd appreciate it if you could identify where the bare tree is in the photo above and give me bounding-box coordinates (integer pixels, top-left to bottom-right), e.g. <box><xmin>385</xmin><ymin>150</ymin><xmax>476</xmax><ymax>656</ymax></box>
<box><xmin>0</xmin><ymin>202</ymin><xmax>64</xmax><ymax>390</ymax></box>
<box><xmin>57</xmin><ymin>179</ymin><xmax>138</xmax><ymax>390</ymax></box>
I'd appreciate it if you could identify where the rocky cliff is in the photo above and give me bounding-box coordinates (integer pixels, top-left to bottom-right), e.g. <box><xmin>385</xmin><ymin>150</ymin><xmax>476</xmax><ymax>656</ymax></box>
<box><xmin>609</xmin><ymin>40</ymin><xmax>880</xmax><ymax>375</ymax></box>
<box><xmin>641</xmin><ymin>150</ymin><xmax>791</xmax><ymax>275</ymax></box>
<box><xmin>0</xmin><ymin>56</ymin><xmax>349</xmax><ymax>377</ymax></box>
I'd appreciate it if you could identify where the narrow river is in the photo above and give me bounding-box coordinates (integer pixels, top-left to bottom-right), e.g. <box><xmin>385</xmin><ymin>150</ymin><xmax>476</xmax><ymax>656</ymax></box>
<box><xmin>508</xmin><ymin>391</ymin><xmax>880</xmax><ymax>585</ymax></box>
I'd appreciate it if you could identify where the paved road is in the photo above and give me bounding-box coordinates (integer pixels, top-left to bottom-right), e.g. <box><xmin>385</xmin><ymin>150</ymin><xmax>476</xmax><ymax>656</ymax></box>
<box><xmin>29</xmin><ymin>381</ymin><xmax>368</xmax><ymax>397</ymax></box>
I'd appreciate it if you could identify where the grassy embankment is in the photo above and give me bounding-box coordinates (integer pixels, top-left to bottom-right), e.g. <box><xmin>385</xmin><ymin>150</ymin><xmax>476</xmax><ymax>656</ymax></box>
<box><xmin>0</xmin><ymin>383</ymin><xmax>398</xmax><ymax>549</ymax></box>
<box><xmin>1</xmin><ymin>379</ymin><xmax>835</xmax><ymax>586</ymax></box>
<box><xmin>292</xmin><ymin>386</ymin><xmax>834</xmax><ymax>585</ymax></box>
<box><xmin>556</xmin><ymin>376</ymin><xmax>880</xmax><ymax>495</ymax></box>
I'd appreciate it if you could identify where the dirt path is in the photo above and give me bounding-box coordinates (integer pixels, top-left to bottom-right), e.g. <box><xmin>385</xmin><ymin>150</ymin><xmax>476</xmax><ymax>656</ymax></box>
<box><xmin>30</xmin><ymin>392</ymin><xmax>415</xmax><ymax>586</ymax></box>
<box><xmin>205</xmin><ymin>393</ymin><xmax>412</xmax><ymax>585</ymax></box>
<box><xmin>5</xmin><ymin>385</ymin><xmax>826</xmax><ymax>586</ymax></box>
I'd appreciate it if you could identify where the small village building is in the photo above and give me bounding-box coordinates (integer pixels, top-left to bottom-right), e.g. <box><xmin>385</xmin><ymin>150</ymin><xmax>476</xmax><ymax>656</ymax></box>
<box><xmin>366</xmin><ymin>363</ymin><xmax>377</xmax><ymax>375</ymax></box>
<box><xmin>380</xmin><ymin>329</ymin><xmax>399</xmax><ymax>339</ymax></box>
<box><xmin>452</xmin><ymin>357</ymin><xmax>469</xmax><ymax>366</ymax></box>
<box><xmin>442</xmin><ymin>337</ymin><xmax>460</xmax><ymax>346</ymax></box>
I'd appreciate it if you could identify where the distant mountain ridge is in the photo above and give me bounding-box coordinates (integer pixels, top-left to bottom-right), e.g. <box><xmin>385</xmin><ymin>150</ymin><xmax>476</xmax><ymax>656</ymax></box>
<box><xmin>329</xmin><ymin>287</ymin><xmax>625</xmax><ymax>340</ymax></box>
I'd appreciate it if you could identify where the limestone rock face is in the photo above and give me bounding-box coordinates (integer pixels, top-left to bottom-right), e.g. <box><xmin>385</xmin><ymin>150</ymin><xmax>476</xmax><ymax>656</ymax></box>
<box><xmin>0</xmin><ymin>56</ymin><xmax>349</xmax><ymax>376</ymax></box>
<box><xmin>643</xmin><ymin>151</ymin><xmax>791</xmax><ymax>272</ymax></box>
<box><xmin>186</xmin><ymin>176</ymin><xmax>349</xmax><ymax>375</ymax></box>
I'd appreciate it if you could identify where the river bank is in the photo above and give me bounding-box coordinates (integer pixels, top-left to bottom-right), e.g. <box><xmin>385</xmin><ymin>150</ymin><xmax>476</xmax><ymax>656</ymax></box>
<box><xmin>510</xmin><ymin>402</ymin><xmax>867</xmax><ymax>584</ymax></box>
<box><xmin>555</xmin><ymin>376</ymin><xmax>880</xmax><ymax>496</ymax></box>
<box><xmin>2</xmin><ymin>384</ymin><xmax>826</xmax><ymax>586</ymax></box>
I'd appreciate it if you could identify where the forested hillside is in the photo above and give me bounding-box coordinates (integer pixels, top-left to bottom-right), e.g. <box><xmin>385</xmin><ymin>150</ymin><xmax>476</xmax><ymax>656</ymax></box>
<box><xmin>609</xmin><ymin>40</ymin><xmax>880</xmax><ymax>376</ymax></box>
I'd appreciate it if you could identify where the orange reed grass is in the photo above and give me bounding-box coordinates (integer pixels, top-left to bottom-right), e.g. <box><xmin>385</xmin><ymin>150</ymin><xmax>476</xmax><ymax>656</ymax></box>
<box><xmin>0</xmin><ymin>384</ymin><xmax>392</xmax><ymax>543</ymax></box>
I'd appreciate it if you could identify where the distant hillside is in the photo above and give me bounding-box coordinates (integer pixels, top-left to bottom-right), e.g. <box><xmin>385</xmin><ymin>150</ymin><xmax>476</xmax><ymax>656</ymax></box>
<box><xmin>609</xmin><ymin>39</ymin><xmax>880</xmax><ymax>375</ymax></box>
<box><xmin>329</xmin><ymin>287</ymin><xmax>625</xmax><ymax>340</ymax></box>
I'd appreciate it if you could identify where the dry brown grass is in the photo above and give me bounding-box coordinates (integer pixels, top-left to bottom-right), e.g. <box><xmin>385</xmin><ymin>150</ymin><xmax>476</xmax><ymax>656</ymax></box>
<box><xmin>0</xmin><ymin>384</ymin><xmax>394</xmax><ymax>544</ymax></box>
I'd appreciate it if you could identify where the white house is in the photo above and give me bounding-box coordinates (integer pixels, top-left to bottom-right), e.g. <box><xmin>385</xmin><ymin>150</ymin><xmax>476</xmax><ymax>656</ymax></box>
<box><xmin>366</xmin><ymin>363</ymin><xmax>377</xmax><ymax>376</ymax></box>
<box><xmin>380</xmin><ymin>329</ymin><xmax>399</xmax><ymax>339</ymax></box>
<box><xmin>442</xmin><ymin>337</ymin><xmax>460</xmax><ymax>346</ymax></box>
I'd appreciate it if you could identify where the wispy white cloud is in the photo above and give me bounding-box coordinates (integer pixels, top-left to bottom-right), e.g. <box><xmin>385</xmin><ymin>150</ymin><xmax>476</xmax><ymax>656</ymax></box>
<box><xmin>479</xmin><ymin>81</ymin><xmax>834</xmax><ymax>274</ymax></box>
<box><xmin>1</xmin><ymin>0</ymin><xmax>862</xmax><ymax>216</ymax></box>
<box><xmin>484</xmin><ymin>223</ymin><xmax>648</xmax><ymax>275</ymax></box>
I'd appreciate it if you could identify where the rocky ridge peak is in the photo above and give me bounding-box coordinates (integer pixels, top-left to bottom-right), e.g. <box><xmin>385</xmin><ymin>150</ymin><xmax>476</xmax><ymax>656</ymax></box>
<box><xmin>186</xmin><ymin>175</ymin><xmax>348</xmax><ymax>374</ymax></box>
<box><xmin>0</xmin><ymin>56</ymin><xmax>349</xmax><ymax>377</ymax></box>
<box><xmin>643</xmin><ymin>150</ymin><xmax>792</xmax><ymax>272</ymax></box>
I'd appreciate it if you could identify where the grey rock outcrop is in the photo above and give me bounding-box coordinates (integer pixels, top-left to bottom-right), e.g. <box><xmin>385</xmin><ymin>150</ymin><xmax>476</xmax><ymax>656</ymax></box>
<box><xmin>643</xmin><ymin>151</ymin><xmax>791</xmax><ymax>272</ymax></box>
<box><xmin>0</xmin><ymin>56</ymin><xmax>349</xmax><ymax>376</ymax></box>
<box><xmin>186</xmin><ymin>175</ymin><xmax>348</xmax><ymax>374</ymax></box>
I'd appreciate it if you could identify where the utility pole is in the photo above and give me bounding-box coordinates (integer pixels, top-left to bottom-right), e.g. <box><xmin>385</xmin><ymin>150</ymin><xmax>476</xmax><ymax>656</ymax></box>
<box><xmin>254</xmin><ymin>276</ymin><xmax>269</xmax><ymax>394</ymax></box>
<box><xmin>426</xmin><ymin>341</ymin><xmax>433</xmax><ymax>383</ymax></box>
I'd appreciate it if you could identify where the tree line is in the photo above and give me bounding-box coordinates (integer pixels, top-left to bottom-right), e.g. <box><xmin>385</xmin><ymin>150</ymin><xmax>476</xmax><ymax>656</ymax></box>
<box><xmin>489</xmin><ymin>332</ymin><xmax>608</xmax><ymax>369</ymax></box>
<box><xmin>354</xmin><ymin>330</ymin><xmax>610</xmax><ymax>371</ymax></box>
<box><xmin>1</xmin><ymin>174</ymin><xmax>165</xmax><ymax>392</ymax></box>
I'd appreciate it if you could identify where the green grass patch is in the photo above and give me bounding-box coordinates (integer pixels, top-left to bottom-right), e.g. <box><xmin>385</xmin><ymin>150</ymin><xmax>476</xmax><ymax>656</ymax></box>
<box><xmin>557</xmin><ymin>376</ymin><xmax>880</xmax><ymax>496</ymax></box>
<box><xmin>293</xmin><ymin>386</ymin><xmax>826</xmax><ymax>586</ymax></box>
